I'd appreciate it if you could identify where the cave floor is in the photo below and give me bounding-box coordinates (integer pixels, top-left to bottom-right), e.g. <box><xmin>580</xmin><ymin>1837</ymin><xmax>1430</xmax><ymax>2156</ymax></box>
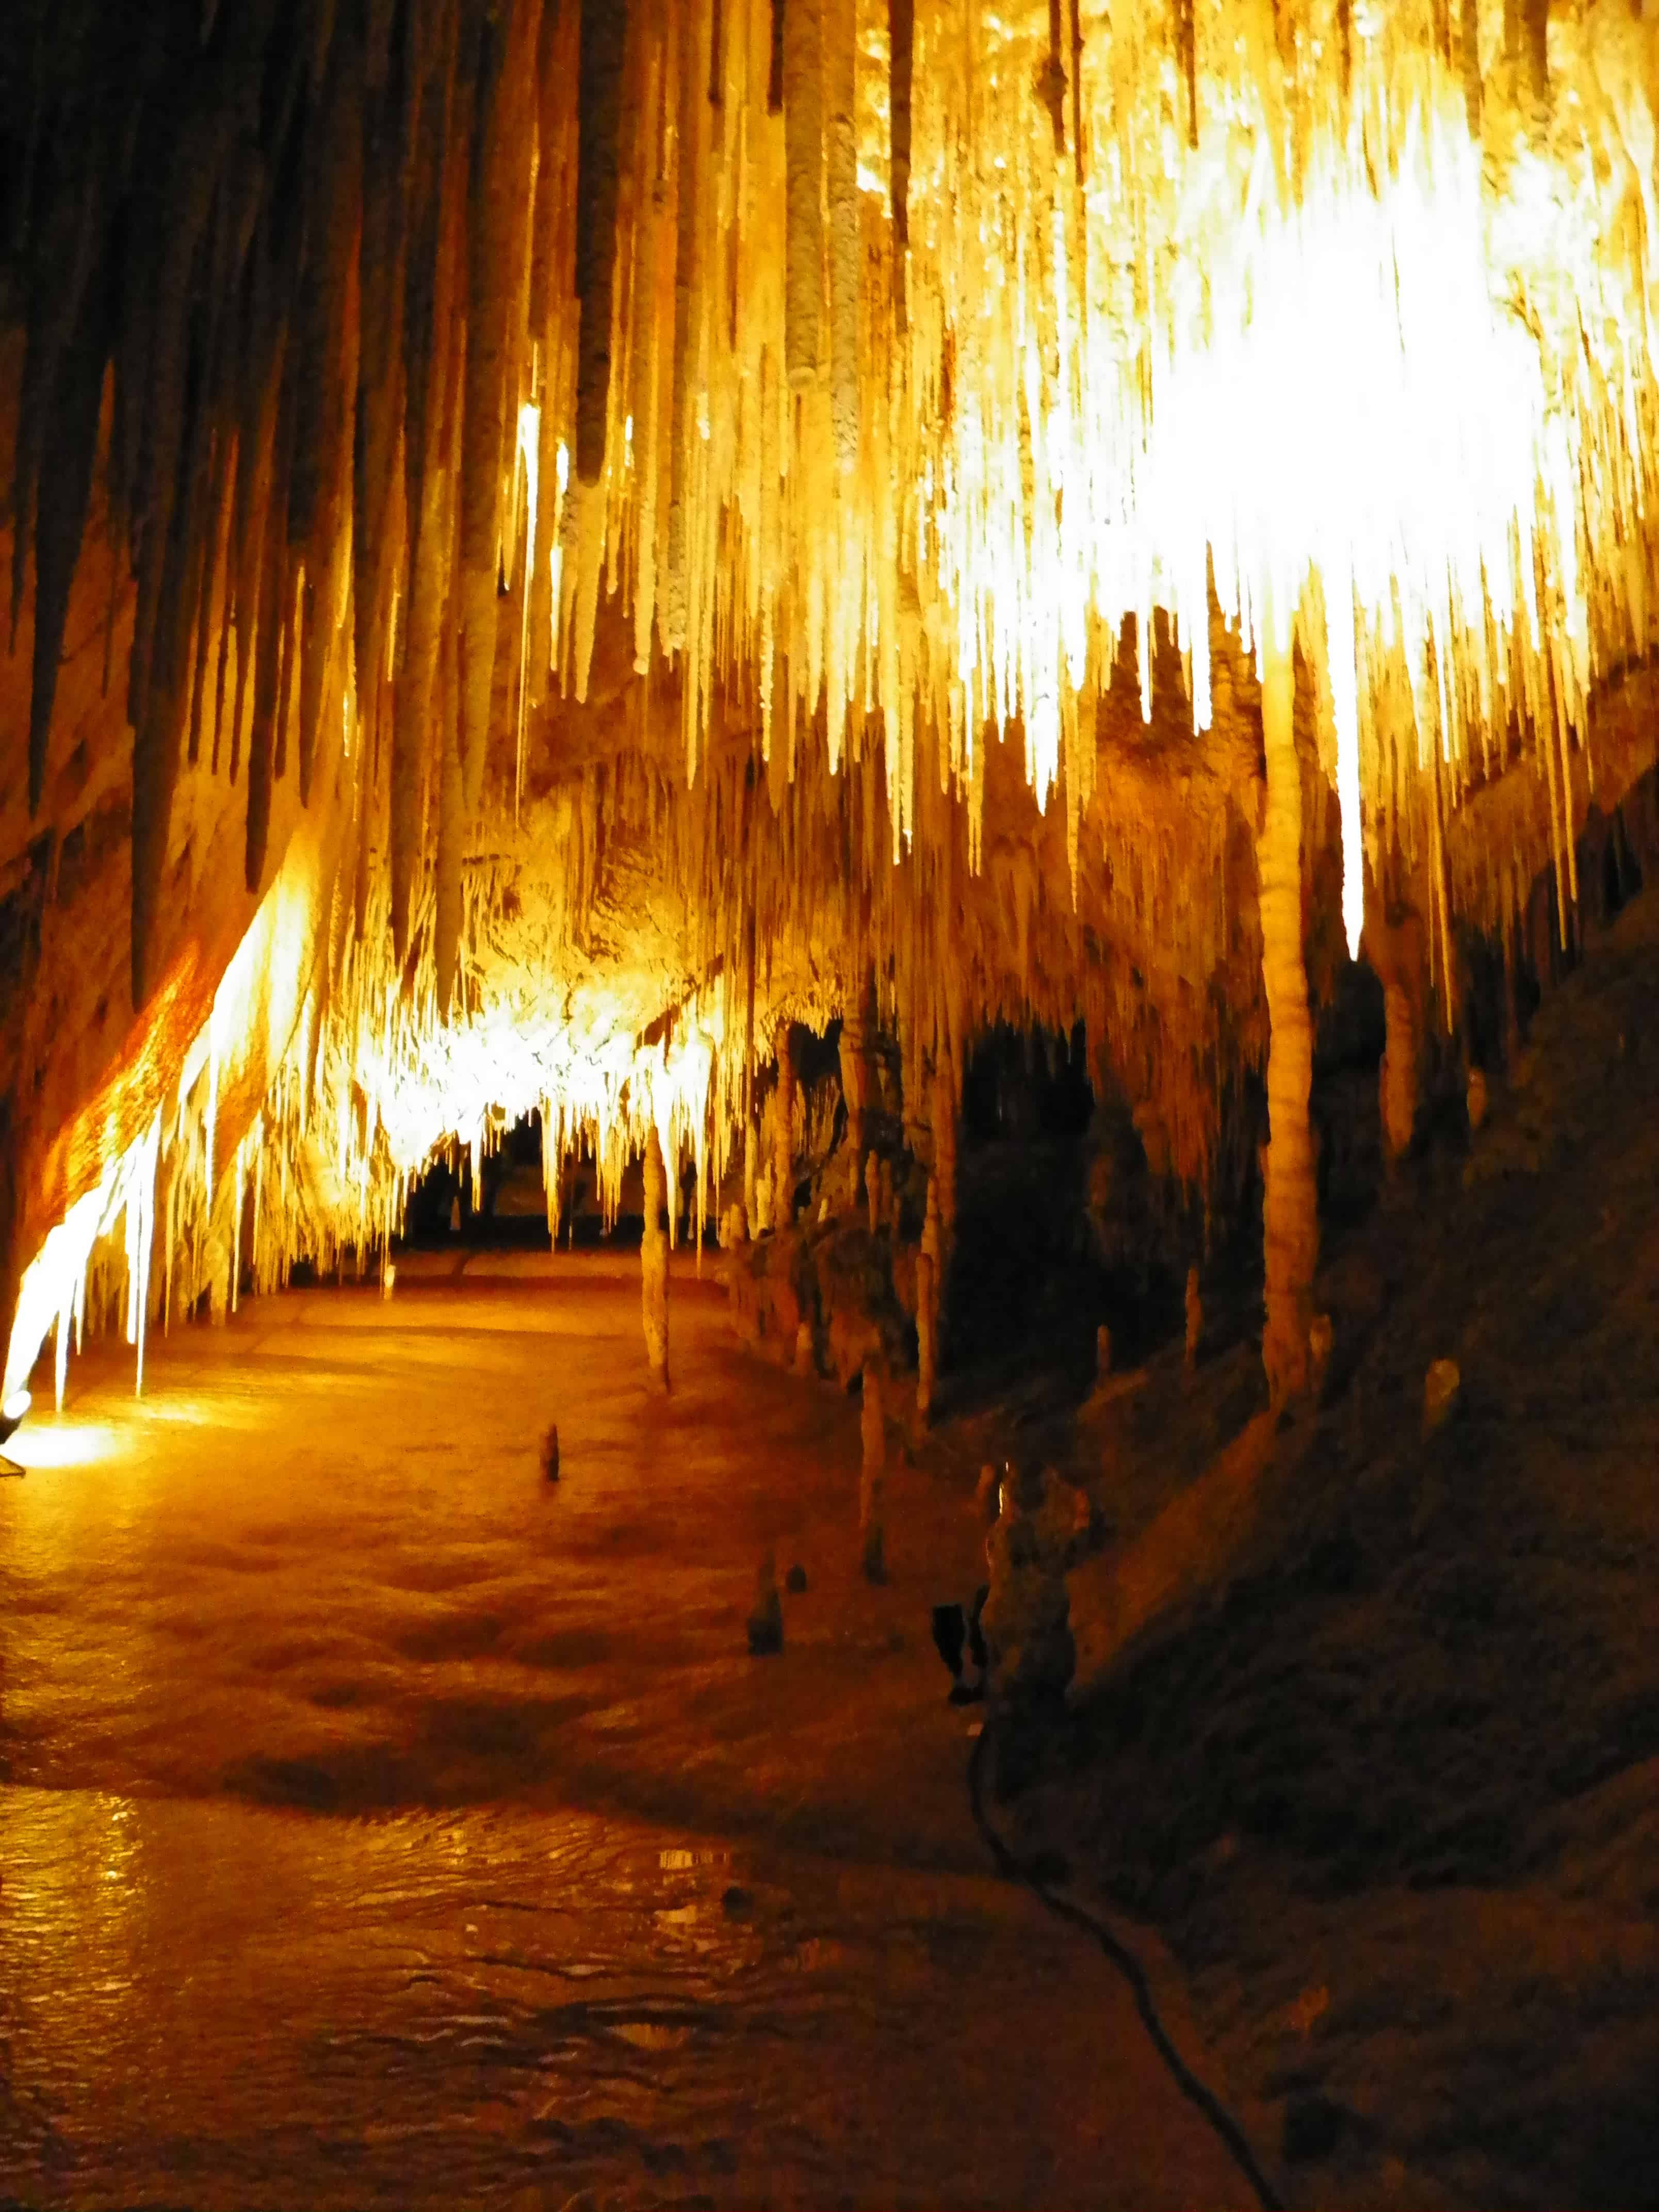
<box><xmin>0</xmin><ymin>1253</ymin><xmax>1245</xmax><ymax>2211</ymax></box>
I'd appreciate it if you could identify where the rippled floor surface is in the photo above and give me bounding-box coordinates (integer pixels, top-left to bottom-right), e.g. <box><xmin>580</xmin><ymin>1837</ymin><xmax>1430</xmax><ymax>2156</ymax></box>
<box><xmin>0</xmin><ymin>1256</ymin><xmax>1236</xmax><ymax>2208</ymax></box>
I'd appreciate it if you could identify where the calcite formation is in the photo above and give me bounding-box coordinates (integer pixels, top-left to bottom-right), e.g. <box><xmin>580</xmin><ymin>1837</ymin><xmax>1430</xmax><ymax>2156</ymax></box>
<box><xmin>5</xmin><ymin>0</ymin><xmax>1659</xmax><ymax>1408</ymax></box>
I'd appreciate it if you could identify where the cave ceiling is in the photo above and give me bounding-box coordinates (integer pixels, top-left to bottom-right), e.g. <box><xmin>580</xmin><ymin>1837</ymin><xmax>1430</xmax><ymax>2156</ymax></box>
<box><xmin>3</xmin><ymin>0</ymin><xmax>1659</xmax><ymax>1393</ymax></box>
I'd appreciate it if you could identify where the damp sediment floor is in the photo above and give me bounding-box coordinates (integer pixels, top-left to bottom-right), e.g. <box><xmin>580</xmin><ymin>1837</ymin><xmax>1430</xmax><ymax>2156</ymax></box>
<box><xmin>0</xmin><ymin>1254</ymin><xmax>1238</xmax><ymax>2210</ymax></box>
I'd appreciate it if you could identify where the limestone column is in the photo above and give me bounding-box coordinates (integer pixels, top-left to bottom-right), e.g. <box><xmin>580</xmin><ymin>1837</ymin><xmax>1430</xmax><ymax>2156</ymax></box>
<box><xmin>1257</xmin><ymin>635</ymin><xmax>1318</xmax><ymax>1404</ymax></box>
<box><xmin>839</xmin><ymin>1010</ymin><xmax>870</xmax><ymax>1203</ymax></box>
<box><xmin>642</xmin><ymin>1127</ymin><xmax>670</xmax><ymax>1393</ymax></box>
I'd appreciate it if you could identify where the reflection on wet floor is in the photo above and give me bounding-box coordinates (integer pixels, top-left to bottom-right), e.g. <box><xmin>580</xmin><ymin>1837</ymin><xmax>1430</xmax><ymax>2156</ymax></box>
<box><xmin>0</xmin><ymin>1260</ymin><xmax>1235</xmax><ymax>2208</ymax></box>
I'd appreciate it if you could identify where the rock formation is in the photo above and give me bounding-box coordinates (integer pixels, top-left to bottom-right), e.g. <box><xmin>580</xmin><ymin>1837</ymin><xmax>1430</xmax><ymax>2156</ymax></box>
<box><xmin>3</xmin><ymin>0</ymin><xmax>1659</xmax><ymax>1425</ymax></box>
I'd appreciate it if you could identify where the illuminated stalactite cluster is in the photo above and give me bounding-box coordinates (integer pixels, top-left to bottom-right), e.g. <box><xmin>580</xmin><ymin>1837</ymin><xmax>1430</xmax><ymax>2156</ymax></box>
<box><xmin>8</xmin><ymin>0</ymin><xmax>1659</xmax><ymax>1397</ymax></box>
<box><xmin>12</xmin><ymin>0</ymin><xmax>1659</xmax><ymax>977</ymax></box>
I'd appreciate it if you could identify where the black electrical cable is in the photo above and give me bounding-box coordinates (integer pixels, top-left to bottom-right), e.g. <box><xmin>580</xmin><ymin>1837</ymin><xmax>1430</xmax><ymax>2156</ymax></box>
<box><xmin>967</xmin><ymin>1723</ymin><xmax>1284</xmax><ymax>2212</ymax></box>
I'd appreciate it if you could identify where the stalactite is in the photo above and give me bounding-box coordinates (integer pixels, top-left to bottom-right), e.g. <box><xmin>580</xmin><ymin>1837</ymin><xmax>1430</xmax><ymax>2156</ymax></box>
<box><xmin>824</xmin><ymin>0</ymin><xmax>858</xmax><ymax>475</ymax></box>
<box><xmin>392</xmin><ymin>18</ymin><xmax>466</xmax><ymax>957</ymax></box>
<box><xmin>12</xmin><ymin>0</ymin><xmax>1659</xmax><ymax>1406</ymax></box>
<box><xmin>435</xmin><ymin>604</ymin><xmax>464</xmax><ymax>1019</ymax></box>
<box><xmin>456</xmin><ymin>1</ymin><xmax>524</xmax><ymax>818</ymax></box>
<box><xmin>27</xmin><ymin>258</ymin><xmax>111</xmax><ymax>812</ymax></box>
<box><xmin>661</xmin><ymin>0</ymin><xmax>704</xmax><ymax>657</ymax></box>
<box><xmin>188</xmin><ymin>429</ymin><xmax>235</xmax><ymax>770</ymax></box>
<box><xmin>888</xmin><ymin>0</ymin><xmax>914</xmax><ymax>330</ymax></box>
<box><xmin>575</xmin><ymin>0</ymin><xmax>629</xmax><ymax>488</ymax></box>
<box><xmin>291</xmin><ymin>9</ymin><xmax>364</xmax><ymax>806</ymax></box>
<box><xmin>133</xmin><ymin>364</ymin><xmax>214</xmax><ymax>1004</ymax></box>
<box><xmin>352</xmin><ymin>20</ymin><xmax>411</xmax><ymax>791</ymax></box>
<box><xmin>245</xmin><ymin>335</ymin><xmax>299</xmax><ymax>896</ymax></box>
<box><xmin>1460</xmin><ymin>0</ymin><xmax>1483</xmax><ymax>133</ymax></box>
<box><xmin>782</xmin><ymin>0</ymin><xmax>824</xmax><ymax>390</ymax></box>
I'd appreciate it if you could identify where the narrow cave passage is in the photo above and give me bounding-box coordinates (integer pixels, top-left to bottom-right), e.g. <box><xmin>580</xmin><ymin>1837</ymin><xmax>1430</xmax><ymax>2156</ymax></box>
<box><xmin>0</xmin><ymin>1258</ymin><xmax>1242</xmax><ymax>2210</ymax></box>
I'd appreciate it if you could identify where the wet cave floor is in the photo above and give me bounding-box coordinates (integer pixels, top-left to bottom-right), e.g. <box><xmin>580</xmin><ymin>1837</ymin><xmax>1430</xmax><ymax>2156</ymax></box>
<box><xmin>0</xmin><ymin>1253</ymin><xmax>1243</xmax><ymax>2211</ymax></box>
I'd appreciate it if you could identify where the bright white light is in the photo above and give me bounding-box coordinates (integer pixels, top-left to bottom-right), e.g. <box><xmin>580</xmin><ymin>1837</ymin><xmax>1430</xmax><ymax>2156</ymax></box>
<box><xmin>2</xmin><ymin>1388</ymin><xmax>29</xmax><ymax>1425</ymax></box>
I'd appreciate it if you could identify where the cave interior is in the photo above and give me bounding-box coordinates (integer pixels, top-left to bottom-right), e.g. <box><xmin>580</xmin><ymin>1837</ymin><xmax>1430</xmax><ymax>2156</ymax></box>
<box><xmin>2</xmin><ymin>1</ymin><xmax>1659</xmax><ymax>2204</ymax></box>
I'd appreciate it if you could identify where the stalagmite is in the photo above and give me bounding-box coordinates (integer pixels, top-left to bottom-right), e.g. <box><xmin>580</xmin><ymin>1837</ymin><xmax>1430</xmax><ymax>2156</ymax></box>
<box><xmin>1184</xmin><ymin>1265</ymin><xmax>1202</xmax><ymax>1373</ymax></box>
<box><xmin>1257</xmin><ymin>632</ymin><xmax>1319</xmax><ymax>1404</ymax></box>
<box><xmin>642</xmin><ymin>1126</ymin><xmax>671</xmax><ymax>1393</ymax></box>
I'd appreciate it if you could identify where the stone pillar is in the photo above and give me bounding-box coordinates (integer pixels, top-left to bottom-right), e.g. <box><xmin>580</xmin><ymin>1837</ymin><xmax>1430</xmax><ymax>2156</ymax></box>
<box><xmin>839</xmin><ymin>1010</ymin><xmax>871</xmax><ymax>1203</ymax></box>
<box><xmin>1257</xmin><ymin>633</ymin><xmax>1318</xmax><ymax>1405</ymax></box>
<box><xmin>641</xmin><ymin>1127</ymin><xmax>671</xmax><ymax>1393</ymax></box>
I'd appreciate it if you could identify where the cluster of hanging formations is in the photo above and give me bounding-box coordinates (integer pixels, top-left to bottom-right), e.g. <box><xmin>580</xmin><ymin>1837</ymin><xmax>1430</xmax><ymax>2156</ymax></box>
<box><xmin>6</xmin><ymin>0</ymin><xmax>1659</xmax><ymax>1400</ymax></box>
